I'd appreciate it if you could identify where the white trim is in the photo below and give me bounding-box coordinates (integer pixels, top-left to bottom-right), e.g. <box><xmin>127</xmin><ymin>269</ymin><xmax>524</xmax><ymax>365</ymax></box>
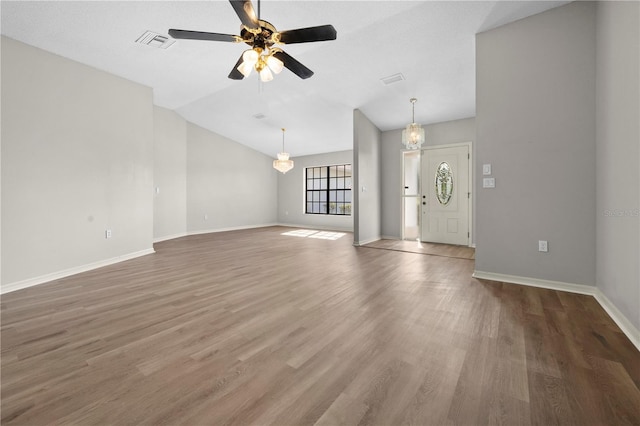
<box><xmin>472</xmin><ymin>270</ymin><xmax>595</xmax><ymax>295</ymax></box>
<box><xmin>380</xmin><ymin>235</ymin><xmax>401</xmax><ymax>240</ymax></box>
<box><xmin>1</xmin><ymin>248</ymin><xmax>156</xmax><ymax>295</ymax></box>
<box><xmin>187</xmin><ymin>223</ymin><xmax>278</xmax><ymax>236</ymax></box>
<box><xmin>353</xmin><ymin>236</ymin><xmax>381</xmax><ymax>246</ymax></box>
<box><xmin>153</xmin><ymin>232</ymin><xmax>188</xmax><ymax>243</ymax></box>
<box><xmin>593</xmin><ymin>290</ymin><xmax>640</xmax><ymax>352</ymax></box>
<box><xmin>472</xmin><ymin>270</ymin><xmax>640</xmax><ymax>352</ymax></box>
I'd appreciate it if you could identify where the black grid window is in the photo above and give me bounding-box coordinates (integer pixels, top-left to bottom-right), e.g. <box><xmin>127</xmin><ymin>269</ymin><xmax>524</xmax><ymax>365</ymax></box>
<box><xmin>305</xmin><ymin>164</ymin><xmax>352</xmax><ymax>215</ymax></box>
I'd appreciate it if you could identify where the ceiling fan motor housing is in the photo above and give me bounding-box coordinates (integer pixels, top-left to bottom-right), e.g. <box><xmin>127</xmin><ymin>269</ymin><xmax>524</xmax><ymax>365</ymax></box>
<box><xmin>241</xmin><ymin>20</ymin><xmax>277</xmax><ymax>50</ymax></box>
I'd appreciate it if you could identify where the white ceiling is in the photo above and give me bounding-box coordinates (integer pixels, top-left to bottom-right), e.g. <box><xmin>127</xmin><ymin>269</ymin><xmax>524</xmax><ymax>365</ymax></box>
<box><xmin>1</xmin><ymin>0</ymin><xmax>569</xmax><ymax>157</ymax></box>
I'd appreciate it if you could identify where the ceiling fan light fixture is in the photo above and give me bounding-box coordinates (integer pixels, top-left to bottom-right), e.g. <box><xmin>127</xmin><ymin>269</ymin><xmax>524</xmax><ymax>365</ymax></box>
<box><xmin>238</xmin><ymin>48</ymin><xmax>259</xmax><ymax>76</ymax></box>
<box><xmin>259</xmin><ymin>66</ymin><xmax>274</xmax><ymax>82</ymax></box>
<box><xmin>266</xmin><ymin>55</ymin><xmax>284</xmax><ymax>74</ymax></box>
<box><xmin>237</xmin><ymin>61</ymin><xmax>254</xmax><ymax>77</ymax></box>
<box><xmin>402</xmin><ymin>98</ymin><xmax>425</xmax><ymax>150</ymax></box>
<box><xmin>169</xmin><ymin>0</ymin><xmax>337</xmax><ymax>82</ymax></box>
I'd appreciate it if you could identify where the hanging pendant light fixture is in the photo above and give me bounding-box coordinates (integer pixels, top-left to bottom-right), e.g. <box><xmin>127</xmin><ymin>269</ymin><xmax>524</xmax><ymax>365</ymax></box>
<box><xmin>402</xmin><ymin>98</ymin><xmax>425</xmax><ymax>150</ymax></box>
<box><xmin>273</xmin><ymin>128</ymin><xmax>294</xmax><ymax>174</ymax></box>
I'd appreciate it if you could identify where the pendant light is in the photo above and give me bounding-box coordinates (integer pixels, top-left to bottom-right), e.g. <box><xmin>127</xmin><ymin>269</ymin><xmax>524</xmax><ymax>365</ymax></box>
<box><xmin>273</xmin><ymin>128</ymin><xmax>294</xmax><ymax>174</ymax></box>
<box><xmin>402</xmin><ymin>98</ymin><xmax>425</xmax><ymax>150</ymax></box>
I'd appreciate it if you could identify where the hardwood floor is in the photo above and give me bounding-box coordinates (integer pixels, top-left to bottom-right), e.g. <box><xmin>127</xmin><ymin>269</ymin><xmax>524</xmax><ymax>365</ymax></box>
<box><xmin>1</xmin><ymin>226</ymin><xmax>638</xmax><ymax>425</ymax></box>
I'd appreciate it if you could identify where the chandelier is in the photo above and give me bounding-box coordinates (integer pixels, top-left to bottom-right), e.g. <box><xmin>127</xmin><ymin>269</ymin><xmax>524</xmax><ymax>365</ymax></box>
<box><xmin>237</xmin><ymin>47</ymin><xmax>284</xmax><ymax>82</ymax></box>
<box><xmin>273</xmin><ymin>128</ymin><xmax>294</xmax><ymax>174</ymax></box>
<box><xmin>402</xmin><ymin>98</ymin><xmax>425</xmax><ymax>150</ymax></box>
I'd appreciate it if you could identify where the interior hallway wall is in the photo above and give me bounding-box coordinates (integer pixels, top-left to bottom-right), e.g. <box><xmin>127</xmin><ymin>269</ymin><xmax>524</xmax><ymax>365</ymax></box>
<box><xmin>475</xmin><ymin>2</ymin><xmax>597</xmax><ymax>286</ymax></box>
<box><xmin>595</xmin><ymin>1</ymin><xmax>640</xmax><ymax>331</ymax></box>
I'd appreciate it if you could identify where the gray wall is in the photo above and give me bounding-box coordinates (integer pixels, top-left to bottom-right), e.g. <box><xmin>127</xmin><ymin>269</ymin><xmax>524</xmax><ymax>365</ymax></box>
<box><xmin>353</xmin><ymin>109</ymin><xmax>382</xmax><ymax>245</ymax></box>
<box><xmin>381</xmin><ymin>117</ymin><xmax>475</xmax><ymax>239</ymax></box>
<box><xmin>595</xmin><ymin>1</ymin><xmax>640</xmax><ymax>329</ymax></box>
<box><xmin>186</xmin><ymin>123</ymin><xmax>277</xmax><ymax>233</ymax></box>
<box><xmin>277</xmin><ymin>150</ymin><xmax>353</xmax><ymax>232</ymax></box>
<box><xmin>153</xmin><ymin>106</ymin><xmax>187</xmax><ymax>242</ymax></box>
<box><xmin>1</xmin><ymin>36</ymin><xmax>154</xmax><ymax>286</ymax></box>
<box><xmin>475</xmin><ymin>2</ymin><xmax>597</xmax><ymax>286</ymax></box>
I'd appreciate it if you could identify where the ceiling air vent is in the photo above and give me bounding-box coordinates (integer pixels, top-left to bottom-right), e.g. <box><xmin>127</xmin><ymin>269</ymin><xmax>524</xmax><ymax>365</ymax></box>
<box><xmin>380</xmin><ymin>73</ymin><xmax>405</xmax><ymax>85</ymax></box>
<box><xmin>253</xmin><ymin>113</ymin><xmax>266</xmax><ymax>120</ymax></box>
<box><xmin>136</xmin><ymin>31</ymin><xmax>175</xmax><ymax>49</ymax></box>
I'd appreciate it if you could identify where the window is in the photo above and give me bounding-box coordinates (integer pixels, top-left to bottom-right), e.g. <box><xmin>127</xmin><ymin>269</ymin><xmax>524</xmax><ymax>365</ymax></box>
<box><xmin>305</xmin><ymin>164</ymin><xmax>352</xmax><ymax>215</ymax></box>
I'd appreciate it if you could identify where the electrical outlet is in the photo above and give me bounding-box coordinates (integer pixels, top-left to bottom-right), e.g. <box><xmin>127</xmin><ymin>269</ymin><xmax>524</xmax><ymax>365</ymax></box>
<box><xmin>538</xmin><ymin>240</ymin><xmax>548</xmax><ymax>252</ymax></box>
<box><xmin>105</xmin><ymin>229</ymin><xmax>112</xmax><ymax>239</ymax></box>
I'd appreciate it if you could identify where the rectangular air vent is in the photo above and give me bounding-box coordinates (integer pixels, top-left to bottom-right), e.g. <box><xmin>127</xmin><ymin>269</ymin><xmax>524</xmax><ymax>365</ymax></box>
<box><xmin>380</xmin><ymin>73</ymin><xmax>405</xmax><ymax>85</ymax></box>
<box><xmin>136</xmin><ymin>31</ymin><xmax>175</xmax><ymax>49</ymax></box>
<box><xmin>253</xmin><ymin>113</ymin><xmax>266</xmax><ymax>120</ymax></box>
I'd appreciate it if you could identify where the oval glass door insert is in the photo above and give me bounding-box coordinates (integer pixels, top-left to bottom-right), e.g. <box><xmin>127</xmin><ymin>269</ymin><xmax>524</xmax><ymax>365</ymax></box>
<box><xmin>435</xmin><ymin>162</ymin><xmax>453</xmax><ymax>205</ymax></box>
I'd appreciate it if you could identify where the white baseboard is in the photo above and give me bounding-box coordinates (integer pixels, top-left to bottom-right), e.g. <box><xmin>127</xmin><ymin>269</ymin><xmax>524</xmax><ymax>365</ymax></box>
<box><xmin>153</xmin><ymin>232</ymin><xmax>187</xmax><ymax>243</ymax></box>
<box><xmin>593</xmin><ymin>289</ymin><xmax>640</xmax><ymax>352</ymax></box>
<box><xmin>472</xmin><ymin>270</ymin><xmax>640</xmax><ymax>352</ymax></box>
<box><xmin>380</xmin><ymin>235</ymin><xmax>400</xmax><ymax>240</ymax></box>
<box><xmin>472</xmin><ymin>271</ymin><xmax>596</xmax><ymax>295</ymax></box>
<box><xmin>187</xmin><ymin>223</ymin><xmax>279</xmax><ymax>236</ymax></box>
<box><xmin>353</xmin><ymin>236</ymin><xmax>382</xmax><ymax>246</ymax></box>
<box><xmin>1</xmin><ymin>248</ymin><xmax>156</xmax><ymax>295</ymax></box>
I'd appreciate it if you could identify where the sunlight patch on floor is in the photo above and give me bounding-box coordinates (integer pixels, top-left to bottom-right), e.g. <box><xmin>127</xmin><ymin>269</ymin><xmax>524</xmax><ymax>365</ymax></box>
<box><xmin>281</xmin><ymin>229</ymin><xmax>346</xmax><ymax>240</ymax></box>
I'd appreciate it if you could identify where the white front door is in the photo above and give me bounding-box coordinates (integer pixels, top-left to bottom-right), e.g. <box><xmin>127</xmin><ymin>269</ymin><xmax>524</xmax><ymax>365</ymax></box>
<box><xmin>421</xmin><ymin>144</ymin><xmax>470</xmax><ymax>245</ymax></box>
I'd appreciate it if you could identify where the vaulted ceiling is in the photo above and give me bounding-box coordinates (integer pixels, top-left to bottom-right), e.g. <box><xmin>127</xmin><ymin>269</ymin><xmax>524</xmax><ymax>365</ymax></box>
<box><xmin>1</xmin><ymin>1</ymin><xmax>569</xmax><ymax>156</ymax></box>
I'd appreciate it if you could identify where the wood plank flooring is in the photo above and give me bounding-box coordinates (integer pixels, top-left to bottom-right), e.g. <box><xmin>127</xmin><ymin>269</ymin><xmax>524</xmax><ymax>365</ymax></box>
<box><xmin>1</xmin><ymin>226</ymin><xmax>639</xmax><ymax>425</ymax></box>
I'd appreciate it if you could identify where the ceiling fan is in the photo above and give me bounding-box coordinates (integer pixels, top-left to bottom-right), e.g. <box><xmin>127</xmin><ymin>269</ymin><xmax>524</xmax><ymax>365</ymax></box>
<box><xmin>169</xmin><ymin>0</ymin><xmax>337</xmax><ymax>82</ymax></box>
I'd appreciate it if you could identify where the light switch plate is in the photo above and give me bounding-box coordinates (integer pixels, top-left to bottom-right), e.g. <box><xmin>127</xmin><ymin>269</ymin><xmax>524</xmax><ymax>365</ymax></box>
<box><xmin>538</xmin><ymin>240</ymin><xmax>548</xmax><ymax>252</ymax></box>
<box><xmin>482</xmin><ymin>164</ymin><xmax>492</xmax><ymax>175</ymax></box>
<box><xmin>483</xmin><ymin>177</ymin><xmax>496</xmax><ymax>188</ymax></box>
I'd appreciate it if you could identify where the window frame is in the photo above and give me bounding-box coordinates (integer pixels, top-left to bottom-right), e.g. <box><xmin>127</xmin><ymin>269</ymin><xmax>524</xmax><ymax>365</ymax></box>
<box><xmin>305</xmin><ymin>164</ymin><xmax>352</xmax><ymax>216</ymax></box>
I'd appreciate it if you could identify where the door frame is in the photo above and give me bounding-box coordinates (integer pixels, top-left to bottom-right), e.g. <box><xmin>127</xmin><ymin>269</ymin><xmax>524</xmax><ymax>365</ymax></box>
<box><xmin>401</xmin><ymin>150</ymin><xmax>421</xmax><ymax>241</ymax></box>
<box><xmin>420</xmin><ymin>142</ymin><xmax>473</xmax><ymax>247</ymax></box>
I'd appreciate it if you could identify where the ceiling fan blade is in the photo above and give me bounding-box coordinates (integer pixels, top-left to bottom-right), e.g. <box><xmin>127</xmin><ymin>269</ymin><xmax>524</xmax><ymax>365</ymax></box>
<box><xmin>278</xmin><ymin>25</ymin><xmax>337</xmax><ymax>44</ymax></box>
<box><xmin>229</xmin><ymin>0</ymin><xmax>259</xmax><ymax>30</ymax></box>
<box><xmin>273</xmin><ymin>50</ymin><xmax>314</xmax><ymax>79</ymax></box>
<box><xmin>228</xmin><ymin>54</ymin><xmax>245</xmax><ymax>80</ymax></box>
<box><xmin>169</xmin><ymin>29</ymin><xmax>239</xmax><ymax>43</ymax></box>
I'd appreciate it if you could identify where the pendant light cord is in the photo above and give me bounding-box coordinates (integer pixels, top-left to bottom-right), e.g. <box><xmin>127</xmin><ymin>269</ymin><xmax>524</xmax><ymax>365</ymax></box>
<box><xmin>281</xmin><ymin>128</ymin><xmax>286</xmax><ymax>152</ymax></box>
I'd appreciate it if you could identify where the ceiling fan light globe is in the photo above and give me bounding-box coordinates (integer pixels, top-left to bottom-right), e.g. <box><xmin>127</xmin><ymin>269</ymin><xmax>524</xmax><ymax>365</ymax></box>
<box><xmin>237</xmin><ymin>61</ymin><xmax>254</xmax><ymax>77</ymax></box>
<box><xmin>267</xmin><ymin>56</ymin><xmax>284</xmax><ymax>74</ymax></box>
<box><xmin>260</xmin><ymin>66</ymin><xmax>274</xmax><ymax>82</ymax></box>
<box><xmin>242</xmin><ymin>48</ymin><xmax>259</xmax><ymax>63</ymax></box>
